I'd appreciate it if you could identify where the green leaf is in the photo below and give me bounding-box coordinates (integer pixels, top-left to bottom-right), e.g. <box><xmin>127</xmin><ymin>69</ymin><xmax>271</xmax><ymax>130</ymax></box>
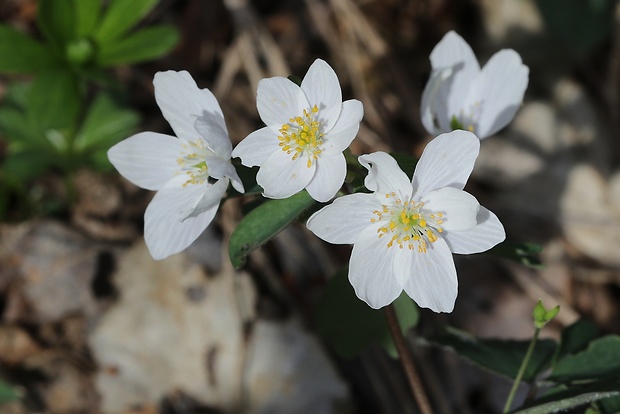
<box><xmin>425</xmin><ymin>327</ymin><xmax>556</xmax><ymax>383</ymax></box>
<box><xmin>597</xmin><ymin>394</ymin><xmax>620</xmax><ymax>414</ymax></box>
<box><xmin>316</xmin><ymin>267</ymin><xmax>419</xmax><ymax>358</ymax></box>
<box><xmin>74</xmin><ymin>0</ymin><xmax>102</xmax><ymax>37</ymax></box>
<box><xmin>535</xmin><ymin>0</ymin><xmax>615</xmax><ymax>57</ymax></box>
<box><xmin>228</xmin><ymin>190</ymin><xmax>316</xmax><ymax>268</ymax></box>
<box><xmin>0</xmin><ymin>379</ymin><xmax>19</xmax><ymax>404</ymax></box>
<box><xmin>554</xmin><ymin>319</ymin><xmax>600</xmax><ymax>365</ymax></box>
<box><xmin>550</xmin><ymin>336</ymin><xmax>620</xmax><ymax>383</ymax></box>
<box><xmin>488</xmin><ymin>241</ymin><xmax>543</xmax><ymax>268</ymax></box>
<box><xmin>533</xmin><ymin>300</ymin><xmax>560</xmax><ymax>329</ymax></box>
<box><xmin>96</xmin><ymin>25</ymin><xmax>179</xmax><ymax>66</ymax></box>
<box><xmin>390</xmin><ymin>152</ymin><xmax>418</xmax><ymax>180</ymax></box>
<box><xmin>74</xmin><ymin>93</ymin><xmax>139</xmax><ymax>152</ymax></box>
<box><xmin>37</xmin><ymin>0</ymin><xmax>76</xmax><ymax>50</ymax></box>
<box><xmin>0</xmin><ymin>25</ymin><xmax>58</xmax><ymax>73</ymax></box>
<box><xmin>2</xmin><ymin>150</ymin><xmax>56</xmax><ymax>181</ymax></box>
<box><xmin>26</xmin><ymin>70</ymin><xmax>81</xmax><ymax>132</ymax></box>
<box><xmin>512</xmin><ymin>380</ymin><xmax>620</xmax><ymax>414</ymax></box>
<box><xmin>0</xmin><ymin>107</ymin><xmax>48</xmax><ymax>149</ymax></box>
<box><xmin>94</xmin><ymin>0</ymin><xmax>160</xmax><ymax>44</ymax></box>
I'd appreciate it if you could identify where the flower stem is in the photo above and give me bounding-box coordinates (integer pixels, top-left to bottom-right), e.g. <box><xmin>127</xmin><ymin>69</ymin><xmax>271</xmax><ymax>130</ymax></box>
<box><xmin>503</xmin><ymin>327</ymin><xmax>541</xmax><ymax>413</ymax></box>
<box><xmin>384</xmin><ymin>304</ymin><xmax>434</xmax><ymax>414</ymax></box>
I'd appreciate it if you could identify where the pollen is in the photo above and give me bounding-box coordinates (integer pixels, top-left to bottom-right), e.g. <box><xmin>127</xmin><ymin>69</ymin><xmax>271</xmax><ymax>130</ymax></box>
<box><xmin>278</xmin><ymin>104</ymin><xmax>324</xmax><ymax>168</ymax></box>
<box><xmin>176</xmin><ymin>139</ymin><xmax>214</xmax><ymax>187</ymax></box>
<box><xmin>371</xmin><ymin>192</ymin><xmax>445</xmax><ymax>253</ymax></box>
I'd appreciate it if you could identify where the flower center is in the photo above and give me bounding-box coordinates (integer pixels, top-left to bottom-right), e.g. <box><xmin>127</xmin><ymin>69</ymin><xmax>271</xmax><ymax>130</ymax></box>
<box><xmin>277</xmin><ymin>105</ymin><xmax>324</xmax><ymax>168</ymax></box>
<box><xmin>452</xmin><ymin>101</ymin><xmax>482</xmax><ymax>133</ymax></box>
<box><xmin>176</xmin><ymin>139</ymin><xmax>214</xmax><ymax>187</ymax></box>
<box><xmin>371</xmin><ymin>192</ymin><xmax>444</xmax><ymax>253</ymax></box>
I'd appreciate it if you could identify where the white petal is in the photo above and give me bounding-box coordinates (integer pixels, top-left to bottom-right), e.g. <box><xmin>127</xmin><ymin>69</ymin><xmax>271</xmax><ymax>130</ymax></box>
<box><xmin>256</xmin><ymin>77</ymin><xmax>308</xmax><ymax>128</ymax></box>
<box><xmin>194</xmin><ymin>117</ymin><xmax>232</xmax><ymax>158</ymax></box>
<box><xmin>442</xmin><ymin>207</ymin><xmax>505</xmax><ymax>254</ymax></box>
<box><xmin>202</xmin><ymin>157</ymin><xmax>244</xmax><ymax>193</ymax></box>
<box><xmin>180</xmin><ymin>177</ymin><xmax>228</xmax><ymax>220</ymax></box>
<box><xmin>400</xmin><ymin>237</ymin><xmax>458</xmax><ymax>313</ymax></box>
<box><xmin>154</xmin><ymin>71</ymin><xmax>226</xmax><ymax>142</ymax></box>
<box><xmin>429</xmin><ymin>31</ymin><xmax>480</xmax><ymax>119</ymax></box>
<box><xmin>108</xmin><ymin>132</ymin><xmax>180</xmax><ymax>191</ymax></box>
<box><xmin>422</xmin><ymin>187</ymin><xmax>479</xmax><ymax>231</ymax></box>
<box><xmin>412</xmin><ymin>130</ymin><xmax>479</xmax><ymax>197</ymax></box>
<box><xmin>143</xmin><ymin>176</ymin><xmax>219</xmax><ymax>260</ymax></box>
<box><xmin>465</xmin><ymin>49</ymin><xmax>529</xmax><ymax>138</ymax></box>
<box><xmin>305</xmin><ymin>153</ymin><xmax>346</xmax><ymax>202</ymax></box>
<box><xmin>349</xmin><ymin>223</ymin><xmax>403</xmax><ymax>309</ymax></box>
<box><xmin>204</xmin><ymin>157</ymin><xmax>235</xmax><ymax>180</ymax></box>
<box><xmin>301</xmin><ymin>59</ymin><xmax>343</xmax><ymax>131</ymax></box>
<box><xmin>257</xmin><ymin>149</ymin><xmax>315</xmax><ymax>199</ymax></box>
<box><xmin>322</xmin><ymin>99</ymin><xmax>364</xmax><ymax>155</ymax></box>
<box><xmin>420</xmin><ymin>68</ymin><xmax>453</xmax><ymax>135</ymax></box>
<box><xmin>232</xmin><ymin>127</ymin><xmax>279</xmax><ymax>167</ymax></box>
<box><xmin>306</xmin><ymin>193</ymin><xmax>380</xmax><ymax>244</ymax></box>
<box><xmin>358</xmin><ymin>152</ymin><xmax>412</xmax><ymax>199</ymax></box>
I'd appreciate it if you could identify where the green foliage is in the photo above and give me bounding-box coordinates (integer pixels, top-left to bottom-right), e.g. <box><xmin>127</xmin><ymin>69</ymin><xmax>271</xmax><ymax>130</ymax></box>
<box><xmin>97</xmin><ymin>26</ymin><xmax>179</xmax><ymax>67</ymax></box>
<box><xmin>427</xmin><ymin>327</ymin><xmax>556</xmax><ymax>383</ymax></box>
<box><xmin>533</xmin><ymin>300</ymin><xmax>560</xmax><ymax>329</ymax></box>
<box><xmin>94</xmin><ymin>0</ymin><xmax>160</xmax><ymax>44</ymax></box>
<box><xmin>316</xmin><ymin>267</ymin><xmax>419</xmax><ymax>358</ymax></box>
<box><xmin>536</xmin><ymin>0</ymin><xmax>615</xmax><ymax>57</ymax></box>
<box><xmin>512</xmin><ymin>381</ymin><xmax>620</xmax><ymax>414</ymax></box>
<box><xmin>450</xmin><ymin>115</ymin><xmax>465</xmax><ymax>131</ymax></box>
<box><xmin>550</xmin><ymin>336</ymin><xmax>620</xmax><ymax>383</ymax></box>
<box><xmin>489</xmin><ymin>241</ymin><xmax>543</xmax><ymax>268</ymax></box>
<box><xmin>0</xmin><ymin>25</ymin><xmax>58</xmax><ymax>73</ymax></box>
<box><xmin>228</xmin><ymin>190</ymin><xmax>317</xmax><ymax>268</ymax></box>
<box><xmin>0</xmin><ymin>379</ymin><xmax>19</xmax><ymax>404</ymax></box>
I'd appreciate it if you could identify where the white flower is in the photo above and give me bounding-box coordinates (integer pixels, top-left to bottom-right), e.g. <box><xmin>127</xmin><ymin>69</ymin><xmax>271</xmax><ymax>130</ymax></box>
<box><xmin>108</xmin><ymin>71</ymin><xmax>244</xmax><ymax>260</ymax></box>
<box><xmin>231</xmin><ymin>59</ymin><xmax>364</xmax><ymax>202</ymax></box>
<box><xmin>306</xmin><ymin>130</ymin><xmax>505</xmax><ymax>312</ymax></box>
<box><xmin>421</xmin><ymin>31</ymin><xmax>529</xmax><ymax>139</ymax></box>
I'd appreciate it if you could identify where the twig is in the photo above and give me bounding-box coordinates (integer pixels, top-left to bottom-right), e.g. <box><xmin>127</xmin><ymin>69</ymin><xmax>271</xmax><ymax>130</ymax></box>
<box><xmin>384</xmin><ymin>304</ymin><xmax>434</xmax><ymax>414</ymax></box>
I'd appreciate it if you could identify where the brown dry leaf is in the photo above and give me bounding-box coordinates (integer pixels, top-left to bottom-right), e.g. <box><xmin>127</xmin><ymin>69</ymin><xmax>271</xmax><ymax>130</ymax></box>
<box><xmin>0</xmin><ymin>325</ymin><xmax>43</xmax><ymax>365</ymax></box>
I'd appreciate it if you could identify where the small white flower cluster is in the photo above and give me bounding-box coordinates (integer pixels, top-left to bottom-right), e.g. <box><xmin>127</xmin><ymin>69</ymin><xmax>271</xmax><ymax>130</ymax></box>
<box><xmin>108</xmin><ymin>31</ymin><xmax>528</xmax><ymax>313</ymax></box>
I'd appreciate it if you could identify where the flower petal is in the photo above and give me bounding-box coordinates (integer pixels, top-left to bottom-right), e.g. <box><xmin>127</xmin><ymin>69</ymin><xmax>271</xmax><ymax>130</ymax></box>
<box><xmin>256</xmin><ymin>149</ymin><xmax>315</xmax><ymax>199</ymax></box>
<box><xmin>306</xmin><ymin>193</ymin><xmax>380</xmax><ymax>244</ymax></box>
<box><xmin>231</xmin><ymin>127</ymin><xmax>278</xmax><ymax>167</ymax></box>
<box><xmin>420</xmin><ymin>67</ymin><xmax>454</xmax><ymax>135</ymax></box>
<box><xmin>358</xmin><ymin>152</ymin><xmax>412</xmax><ymax>199</ymax></box>
<box><xmin>349</xmin><ymin>223</ymin><xmax>403</xmax><ymax>309</ymax></box>
<box><xmin>301</xmin><ymin>59</ymin><xmax>343</xmax><ymax>131</ymax></box>
<box><xmin>305</xmin><ymin>152</ymin><xmax>346</xmax><ymax>202</ymax></box>
<box><xmin>257</xmin><ymin>77</ymin><xmax>308</xmax><ymax>128</ymax></box>
<box><xmin>412</xmin><ymin>130</ymin><xmax>479</xmax><ymax>197</ymax></box>
<box><xmin>108</xmin><ymin>132</ymin><xmax>180</xmax><ymax>191</ymax></box>
<box><xmin>442</xmin><ymin>206</ymin><xmax>505</xmax><ymax>254</ymax></box>
<box><xmin>464</xmin><ymin>49</ymin><xmax>529</xmax><ymax>138</ymax></box>
<box><xmin>144</xmin><ymin>176</ymin><xmax>220</xmax><ymax>260</ymax></box>
<box><xmin>204</xmin><ymin>157</ymin><xmax>244</xmax><ymax>193</ymax></box>
<box><xmin>194</xmin><ymin>117</ymin><xmax>232</xmax><ymax>159</ymax></box>
<box><xmin>422</xmin><ymin>187</ymin><xmax>479</xmax><ymax>231</ymax></box>
<box><xmin>154</xmin><ymin>71</ymin><xmax>226</xmax><ymax>142</ymax></box>
<box><xmin>180</xmin><ymin>177</ymin><xmax>228</xmax><ymax>220</ymax></box>
<box><xmin>322</xmin><ymin>99</ymin><xmax>364</xmax><ymax>155</ymax></box>
<box><xmin>429</xmin><ymin>31</ymin><xmax>480</xmax><ymax>119</ymax></box>
<box><xmin>399</xmin><ymin>237</ymin><xmax>458</xmax><ymax>313</ymax></box>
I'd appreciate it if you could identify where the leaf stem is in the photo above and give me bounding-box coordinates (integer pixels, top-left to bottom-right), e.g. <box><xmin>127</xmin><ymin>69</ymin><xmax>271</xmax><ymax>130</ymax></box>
<box><xmin>503</xmin><ymin>327</ymin><xmax>541</xmax><ymax>413</ymax></box>
<box><xmin>384</xmin><ymin>304</ymin><xmax>434</xmax><ymax>414</ymax></box>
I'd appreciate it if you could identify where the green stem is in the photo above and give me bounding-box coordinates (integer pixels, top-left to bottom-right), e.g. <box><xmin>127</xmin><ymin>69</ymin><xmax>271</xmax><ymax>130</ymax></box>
<box><xmin>384</xmin><ymin>304</ymin><xmax>434</xmax><ymax>414</ymax></box>
<box><xmin>503</xmin><ymin>327</ymin><xmax>541</xmax><ymax>413</ymax></box>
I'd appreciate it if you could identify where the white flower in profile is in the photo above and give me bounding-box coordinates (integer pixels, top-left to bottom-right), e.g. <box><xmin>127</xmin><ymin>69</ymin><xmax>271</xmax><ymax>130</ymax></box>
<box><xmin>421</xmin><ymin>30</ymin><xmax>529</xmax><ymax>139</ymax></box>
<box><xmin>306</xmin><ymin>130</ymin><xmax>505</xmax><ymax>312</ymax></box>
<box><xmin>108</xmin><ymin>71</ymin><xmax>244</xmax><ymax>260</ymax></box>
<box><xmin>231</xmin><ymin>59</ymin><xmax>364</xmax><ymax>202</ymax></box>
